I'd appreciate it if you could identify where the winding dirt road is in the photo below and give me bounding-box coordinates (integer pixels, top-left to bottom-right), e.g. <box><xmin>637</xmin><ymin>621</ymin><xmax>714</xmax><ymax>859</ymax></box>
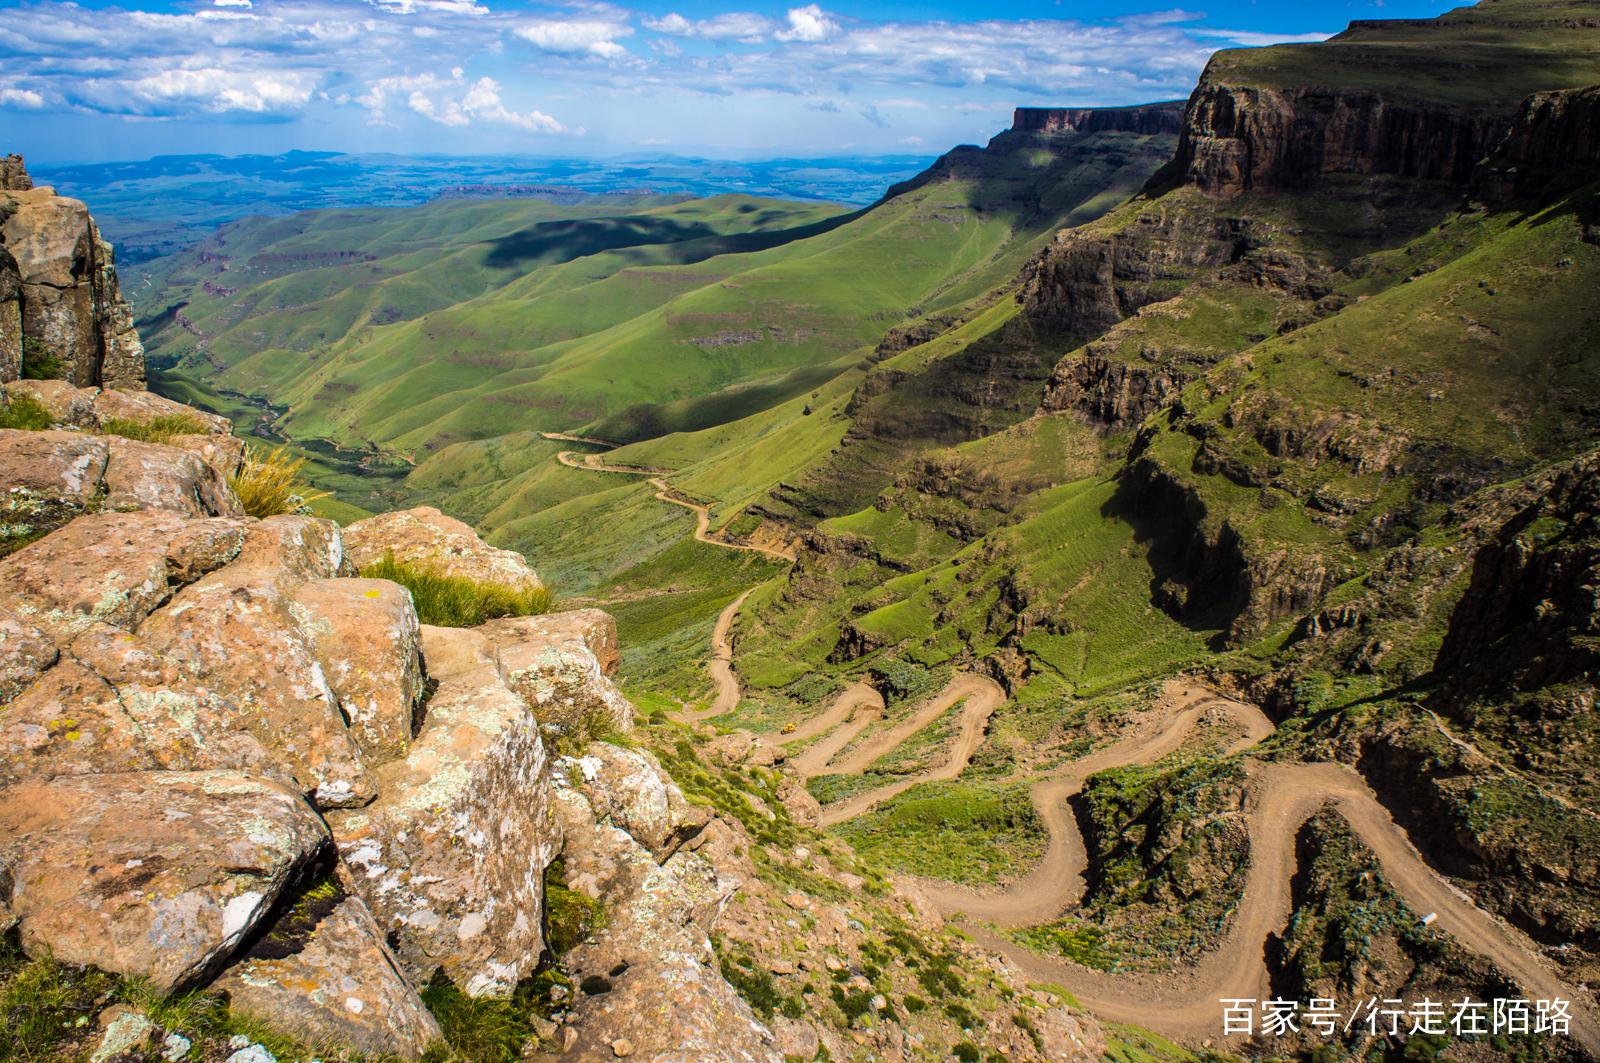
<box><xmin>800</xmin><ymin>679</ymin><xmax>1600</xmax><ymax>1053</ymax></box>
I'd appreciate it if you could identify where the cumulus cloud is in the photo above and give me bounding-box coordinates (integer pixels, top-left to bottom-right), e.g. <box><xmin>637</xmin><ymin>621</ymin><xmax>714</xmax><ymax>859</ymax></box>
<box><xmin>515</xmin><ymin>18</ymin><xmax>632</xmax><ymax>58</ymax></box>
<box><xmin>362</xmin><ymin>69</ymin><xmax>565</xmax><ymax>131</ymax></box>
<box><xmin>0</xmin><ymin>0</ymin><xmax>1333</xmax><ymax>146</ymax></box>
<box><xmin>0</xmin><ymin>87</ymin><xmax>47</xmax><ymax>108</ymax></box>
<box><xmin>776</xmin><ymin>4</ymin><xmax>838</xmax><ymax>42</ymax></box>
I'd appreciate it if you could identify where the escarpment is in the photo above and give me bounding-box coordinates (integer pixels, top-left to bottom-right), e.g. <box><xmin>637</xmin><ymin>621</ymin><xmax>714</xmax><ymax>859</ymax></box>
<box><xmin>0</xmin><ymin>155</ymin><xmax>145</xmax><ymax>389</ymax></box>
<box><xmin>1011</xmin><ymin>102</ymin><xmax>1186</xmax><ymax>137</ymax></box>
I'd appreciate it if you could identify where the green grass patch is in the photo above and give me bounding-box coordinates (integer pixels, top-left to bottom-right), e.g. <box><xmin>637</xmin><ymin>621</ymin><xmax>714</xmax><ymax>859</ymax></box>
<box><xmin>832</xmin><ymin>779</ymin><xmax>1045</xmax><ymax>884</ymax></box>
<box><xmin>360</xmin><ymin>552</ymin><xmax>553</xmax><ymax>627</ymax></box>
<box><xmin>97</xmin><ymin>413</ymin><xmax>209</xmax><ymax>444</ymax></box>
<box><xmin>0</xmin><ymin>391</ymin><xmax>53</xmax><ymax>432</ymax></box>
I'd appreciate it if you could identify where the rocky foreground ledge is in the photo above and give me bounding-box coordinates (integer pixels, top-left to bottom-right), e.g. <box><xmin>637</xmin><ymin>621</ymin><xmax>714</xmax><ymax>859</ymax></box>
<box><xmin>0</xmin><ymin>386</ymin><xmax>785</xmax><ymax>1059</ymax></box>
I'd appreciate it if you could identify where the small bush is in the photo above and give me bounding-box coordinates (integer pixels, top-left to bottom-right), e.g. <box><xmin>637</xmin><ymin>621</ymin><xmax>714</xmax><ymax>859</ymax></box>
<box><xmin>0</xmin><ymin>936</ymin><xmax>119</xmax><ymax>1060</ymax></box>
<box><xmin>20</xmin><ymin>338</ymin><xmax>63</xmax><ymax>381</ymax></box>
<box><xmin>361</xmin><ymin>552</ymin><xmax>553</xmax><ymax>627</ymax></box>
<box><xmin>228</xmin><ymin>445</ymin><xmax>330</xmax><ymax>518</ymax></box>
<box><xmin>0</xmin><ymin>391</ymin><xmax>53</xmax><ymax>431</ymax></box>
<box><xmin>98</xmin><ymin>414</ymin><xmax>208</xmax><ymax>445</ymax></box>
<box><xmin>544</xmin><ymin>860</ymin><xmax>605</xmax><ymax>956</ymax></box>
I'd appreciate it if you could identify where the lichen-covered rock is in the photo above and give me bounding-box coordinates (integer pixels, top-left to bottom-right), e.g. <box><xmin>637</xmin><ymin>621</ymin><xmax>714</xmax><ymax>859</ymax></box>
<box><xmin>329</xmin><ymin>624</ymin><xmax>557</xmax><ymax>996</ymax></box>
<box><xmin>139</xmin><ymin>516</ymin><xmax>376</xmax><ymax>809</ymax></box>
<box><xmin>216</xmin><ymin>890</ymin><xmax>442</xmax><ymax>1060</ymax></box>
<box><xmin>3</xmin><ymin>379</ymin><xmax>97</xmax><ymax>424</ymax></box>
<box><xmin>562</xmin><ymin>743</ymin><xmax>708</xmax><ymax>860</ymax></box>
<box><xmin>290</xmin><ymin>578</ymin><xmax>423</xmax><ymax>764</ymax></box>
<box><xmin>552</xmin><ymin>761</ymin><xmax>777</xmax><ymax>1063</ymax></box>
<box><xmin>0</xmin><ymin>429</ymin><xmax>108</xmax><ymax>507</ymax></box>
<box><xmin>0</xmin><ymin>608</ymin><xmax>55</xmax><ymax>703</ymax></box>
<box><xmin>0</xmin><ymin>770</ymin><xmax>328</xmax><ymax>991</ymax></box>
<box><xmin>344</xmin><ymin>505</ymin><xmax>543</xmax><ymax>590</ymax></box>
<box><xmin>0</xmin><ymin>183</ymin><xmax>145</xmax><ymax>389</ymax></box>
<box><xmin>480</xmin><ymin>610</ymin><xmax>632</xmax><ymax>738</ymax></box>
<box><xmin>0</xmin><ymin>510</ymin><xmax>247</xmax><ymax>643</ymax></box>
<box><xmin>103</xmin><ymin>437</ymin><xmax>242</xmax><ymax>517</ymax></box>
<box><xmin>169</xmin><ymin>432</ymin><xmax>247</xmax><ymax>479</ymax></box>
<box><xmin>0</xmin><ymin>658</ymin><xmax>160</xmax><ymax>785</ymax></box>
<box><xmin>91</xmin><ymin>386</ymin><xmax>232</xmax><ymax>435</ymax></box>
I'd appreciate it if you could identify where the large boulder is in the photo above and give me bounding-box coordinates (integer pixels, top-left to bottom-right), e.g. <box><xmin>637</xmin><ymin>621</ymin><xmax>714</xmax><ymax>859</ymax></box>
<box><xmin>216</xmin><ymin>888</ymin><xmax>442</xmax><ymax>1060</ymax></box>
<box><xmin>480</xmin><ymin>610</ymin><xmax>632</xmax><ymax>738</ymax></box>
<box><xmin>329</xmin><ymin>624</ymin><xmax>558</xmax><ymax>996</ymax></box>
<box><xmin>344</xmin><ymin>506</ymin><xmax>543</xmax><ymax>590</ymax></box>
<box><xmin>0</xmin><ymin>429</ymin><xmax>108</xmax><ymax>508</ymax></box>
<box><xmin>139</xmin><ymin>517</ymin><xmax>376</xmax><ymax>809</ymax></box>
<box><xmin>290</xmin><ymin>578</ymin><xmax>423</xmax><ymax>764</ymax></box>
<box><xmin>102</xmin><ymin>437</ymin><xmax>242</xmax><ymax>517</ymax></box>
<box><xmin>0</xmin><ymin>185</ymin><xmax>145</xmax><ymax>389</ymax></box>
<box><xmin>0</xmin><ymin>770</ymin><xmax>328</xmax><ymax>992</ymax></box>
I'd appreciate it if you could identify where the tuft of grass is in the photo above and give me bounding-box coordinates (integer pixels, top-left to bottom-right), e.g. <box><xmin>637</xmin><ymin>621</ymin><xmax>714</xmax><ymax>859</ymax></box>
<box><xmin>360</xmin><ymin>552</ymin><xmax>553</xmax><ymax>627</ymax></box>
<box><xmin>0</xmin><ymin>937</ymin><xmax>119</xmax><ymax>1062</ymax></box>
<box><xmin>419</xmin><ymin>971</ymin><xmax>567</xmax><ymax>1063</ymax></box>
<box><xmin>0</xmin><ymin>391</ymin><xmax>53</xmax><ymax>432</ymax></box>
<box><xmin>543</xmin><ymin>860</ymin><xmax>605</xmax><ymax>957</ymax></box>
<box><xmin>228</xmin><ymin>445</ymin><xmax>332</xmax><ymax>518</ymax></box>
<box><xmin>19</xmin><ymin>338</ymin><xmax>63</xmax><ymax>381</ymax></box>
<box><xmin>98</xmin><ymin>414</ymin><xmax>209</xmax><ymax>445</ymax></box>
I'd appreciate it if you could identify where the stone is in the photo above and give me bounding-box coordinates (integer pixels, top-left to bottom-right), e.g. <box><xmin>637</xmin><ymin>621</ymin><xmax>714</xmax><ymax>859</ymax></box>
<box><xmin>0</xmin><ymin>511</ymin><xmax>246</xmax><ymax>643</ymax></box>
<box><xmin>3</xmin><ymin>379</ymin><xmax>94</xmax><ymax>424</ymax></box>
<box><xmin>0</xmin><ymin>429</ymin><xmax>108</xmax><ymax>508</ymax></box>
<box><xmin>480</xmin><ymin>610</ymin><xmax>632</xmax><ymax>736</ymax></box>
<box><xmin>329</xmin><ymin>625</ymin><xmax>557</xmax><ymax>996</ymax></box>
<box><xmin>168</xmin><ymin>432</ymin><xmax>247</xmax><ymax>479</ymax></box>
<box><xmin>0</xmin><ymin>609</ymin><xmax>56</xmax><ymax>703</ymax></box>
<box><xmin>216</xmin><ymin>891</ymin><xmax>442</xmax><ymax>1060</ymax></box>
<box><xmin>0</xmin><ymin>770</ymin><xmax>328</xmax><ymax>992</ymax></box>
<box><xmin>0</xmin><ymin>658</ymin><xmax>158</xmax><ymax>786</ymax></box>
<box><xmin>162</xmin><ymin>1032</ymin><xmax>193</xmax><ymax>1061</ymax></box>
<box><xmin>139</xmin><ymin>517</ymin><xmax>376</xmax><ymax>809</ymax></box>
<box><xmin>610</xmin><ymin>1038</ymin><xmax>634</xmax><ymax>1057</ymax></box>
<box><xmin>344</xmin><ymin>505</ymin><xmax>542</xmax><ymax>590</ymax></box>
<box><xmin>224</xmin><ymin>1046</ymin><xmax>277</xmax><ymax>1063</ymax></box>
<box><xmin>102</xmin><ymin>437</ymin><xmax>242</xmax><ymax>517</ymax></box>
<box><xmin>91</xmin><ymin>1007</ymin><xmax>157</xmax><ymax>1063</ymax></box>
<box><xmin>0</xmin><ymin>185</ymin><xmax>145</xmax><ymax>388</ymax></box>
<box><xmin>290</xmin><ymin>578</ymin><xmax>423</xmax><ymax>764</ymax></box>
<box><xmin>562</xmin><ymin>743</ymin><xmax>709</xmax><ymax>860</ymax></box>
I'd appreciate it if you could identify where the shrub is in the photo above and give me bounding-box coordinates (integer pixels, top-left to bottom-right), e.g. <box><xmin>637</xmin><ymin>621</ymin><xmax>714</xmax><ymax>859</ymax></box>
<box><xmin>0</xmin><ymin>391</ymin><xmax>53</xmax><ymax>431</ymax></box>
<box><xmin>360</xmin><ymin>552</ymin><xmax>552</xmax><ymax>627</ymax></box>
<box><xmin>20</xmin><ymin>338</ymin><xmax>63</xmax><ymax>381</ymax></box>
<box><xmin>98</xmin><ymin>414</ymin><xmax>208</xmax><ymax>445</ymax></box>
<box><xmin>228</xmin><ymin>445</ymin><xmax>330</xmax><ymax>518</ymax></box>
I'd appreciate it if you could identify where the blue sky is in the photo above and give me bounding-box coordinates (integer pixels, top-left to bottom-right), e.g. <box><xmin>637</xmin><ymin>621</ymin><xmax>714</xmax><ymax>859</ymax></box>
<box><xmin>1</xmin><ymin>0</ymin><xmax>1457</xmax><ymax>162</ymax></box>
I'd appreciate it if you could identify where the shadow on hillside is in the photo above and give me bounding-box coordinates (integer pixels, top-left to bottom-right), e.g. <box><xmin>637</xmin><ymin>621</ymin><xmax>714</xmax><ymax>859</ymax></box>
<box><xmin>484</xmin><ymin>208</ymin><xmax>869</xmax><ymax>271</ymax></box>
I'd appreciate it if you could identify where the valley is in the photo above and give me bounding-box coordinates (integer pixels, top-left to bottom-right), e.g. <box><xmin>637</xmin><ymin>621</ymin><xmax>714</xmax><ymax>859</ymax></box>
<box><xmin>11</xmin><ymin>0</ymin><xmax>1594</xmax><ymax>1056</ymax></box>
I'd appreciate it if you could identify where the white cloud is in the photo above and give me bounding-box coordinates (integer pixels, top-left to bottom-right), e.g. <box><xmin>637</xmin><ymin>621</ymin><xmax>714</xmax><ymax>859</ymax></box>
<box><xmin>514</xmin><ymin>18</ymin><xmax>631</xmax><ymax>58</ymax></box>
<box><xmin>0</xmin><ymin>87</ymin><xmax>46</xmax><ymax>108</ymax></box>
<box><xmin>898</xmin><ymin>134</ymin><xmax>923</xmax><ymax>145</ymax></box>
<box><xmin>363</xmin><ymin>69</ymin><xmax>564</xmax><ymax>132</ymax></box>
<box><xmin>125</xmin><ymin>67</ymin><xmax>316</xmax><ymax>113</ymax></box>
<box><xmin>776</xmin><ymin>4</ymin><xmax>838</xmax><ymax>42</ymax></box>
<box><xmin>212</xmin><ymin>0</ymin><xmax>253</xmax><ymax>8</ymax></box>
<box><xmin>644</xmin><ymin>11</ymin><xmax>773</xmax><ymax>41</ymax></box>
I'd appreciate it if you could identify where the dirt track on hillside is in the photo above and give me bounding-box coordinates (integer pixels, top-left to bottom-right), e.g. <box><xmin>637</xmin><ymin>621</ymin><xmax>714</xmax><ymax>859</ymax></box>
<box><xmin>805</xmin><ymin>679</ymin><xmax>1600</xmax><ymax>1052</ymax></box>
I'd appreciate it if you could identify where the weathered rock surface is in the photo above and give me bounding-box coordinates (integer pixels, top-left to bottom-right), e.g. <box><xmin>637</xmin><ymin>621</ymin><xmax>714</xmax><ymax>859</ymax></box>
<box><xmin>551</xmin><ymin>751</ymin><xmax>779</xmax><ymax>1063</ymax></box>
<box><xmin>0</xmin><ymin>770</ymin><xmax>328</xmax><ymax>992</ymax></box>
<box><xmin>290</xmin><ymin>578</ymin><xmax>423</xmax><ymax>764</ymax></box>
<box><xmin>344</xmin><ymin>505</ymin><xmax>543</xmax><ymax>589</ymax></box>
<box><xmin>0</xmin><ymin>163</ymin><xmax>145</xmax><ymax>389</ymax></box>
<box><xmin>480</xmin><ymin>609</ymin><xmax>632</xmax><ymax>738</ymax></box>
<box><xmin>1475</xmin><ymin>83</ymin><xmax>1600</xmax><ymax>204</ymax></box>
<box><xmin>103</xmin><ymin>436</ymin><xmax>243</xmax><ymax>517</ymax></box>
<box><xmin>140</xmin><ymin>516</ymin><xmax>378</xmax><ymax>809</ymax></box>
<box><xmin>0</xmin><ymin>608</ymin><xmax>54</xmax><ymax>703</ymax></box>
<box><xmin>562</xmin><ymin>744</ymin><xmax>709</xmax><ymax>860</ymax></box>
<box><xmin>0</xmin><ymin>429</ymin><xmax>109</xmax><ymax>508</ymax></box>
<box><xmin>4</xmin><ymin>379</ymin><xmax>232</xmax><ymax>437</ymax></box>
<box><xmin>330</xmin><ymin>624</ymin><xmax>557</xmax><ymax>996</ymax></box>
<box><xmin>217</xmin><ymin>890</ymin><xmax>442</xmax><ymax>1060</ymax></box>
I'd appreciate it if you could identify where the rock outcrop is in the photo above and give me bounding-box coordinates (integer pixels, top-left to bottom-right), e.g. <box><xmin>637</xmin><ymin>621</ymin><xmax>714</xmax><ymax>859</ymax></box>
<box><xmin>1012</xmin><ymin>102</ymin><xmax>1186</xmax><ymax>136</ymax></box>
<box><xmin>1474</xmin><ymin>83</ymin><xmax>1600</xmax><ymax>203</ymax></box>
<box><xmin>344</xmin><ymin>504</ymin><xmax>544</xmax><ymax>590</ymax></box>
<box><xmin>0</xmin><ymin>155</ymin><xmax>145</xmax><ymax>389</ymax></box>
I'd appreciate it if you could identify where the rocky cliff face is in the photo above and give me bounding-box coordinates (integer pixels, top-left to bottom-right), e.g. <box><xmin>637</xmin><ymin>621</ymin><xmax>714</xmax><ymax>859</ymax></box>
<box><xmin>1474</xmin><ymin>83</ymin><xmax>1600</xmax><ymax>204</ymax></box>
<box><xmin>1011</xmin><ymin>102</ymin><xmax>1185</xmax><ymax>136</ymax></box>
<box><xmin>1171</xmin><ymin>80</ymin><xmax>1506</xmax><ymax>195</ymax></box>
<box><xmin>0</xmin><ymin>154</ymin><xmax>145</xmax><ymax>389</ymax></box>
